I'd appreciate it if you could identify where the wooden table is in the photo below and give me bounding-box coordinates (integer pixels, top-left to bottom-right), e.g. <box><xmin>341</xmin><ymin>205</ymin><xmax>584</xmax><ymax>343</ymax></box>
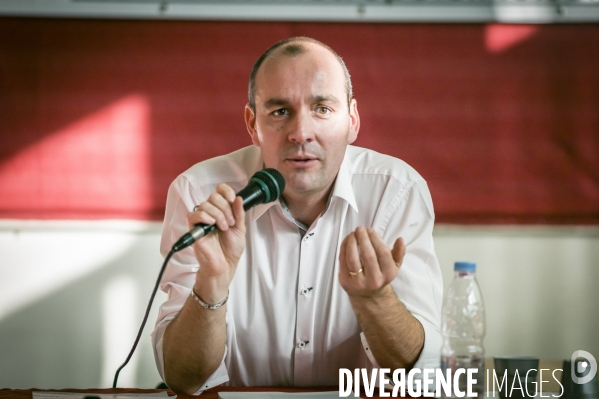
<box><xmin>0</xmin><ymin>387</ymin><xmax>386</xmax><ymax>399</ymax></box>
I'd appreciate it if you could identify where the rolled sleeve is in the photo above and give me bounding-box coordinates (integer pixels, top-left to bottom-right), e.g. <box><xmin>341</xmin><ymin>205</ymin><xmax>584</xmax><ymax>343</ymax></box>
<box><xmin>412</xmin><ymin>314</ymin><xmax>442</xmax><ymax>370</ymax></box>
<box><xmin>152</xmin><ymin>314</ymin><xmax>229</xmax><ymax>394</ymax></box>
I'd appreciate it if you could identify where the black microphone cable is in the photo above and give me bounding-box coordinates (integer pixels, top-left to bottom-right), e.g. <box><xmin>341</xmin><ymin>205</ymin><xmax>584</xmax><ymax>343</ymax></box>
<box><xmin>112</xmin><ymin>168</ymin><xmax>284</xmax><ymax>388</ymax></box>
<box><xmin>112</xmin><ymin>248</ymin><xmax>174</xmax><ymax>388</ymax></box>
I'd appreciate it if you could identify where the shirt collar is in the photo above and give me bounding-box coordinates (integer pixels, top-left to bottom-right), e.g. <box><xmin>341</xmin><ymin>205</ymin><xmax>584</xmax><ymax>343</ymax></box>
<box><xmin>250</xmin><ymin>197</ymin><xmax>280</xmax><ymax>223</ymax></box>
<box><xmin>330</xmin><ymin>149</ymin><xmax>358</xmax><ymax>213</ymax></box>
<box><xmin>249</xmin><ymin>147</ymin><xmax>358</xmax><ymax>223</ymax></box>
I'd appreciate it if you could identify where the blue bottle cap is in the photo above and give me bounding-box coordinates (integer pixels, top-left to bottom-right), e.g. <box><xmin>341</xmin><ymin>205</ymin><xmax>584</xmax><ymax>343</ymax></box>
<box><xmin>454</xmin><ymin>261</ymin><xmax>476</xmax><ymax>272</ymax></box>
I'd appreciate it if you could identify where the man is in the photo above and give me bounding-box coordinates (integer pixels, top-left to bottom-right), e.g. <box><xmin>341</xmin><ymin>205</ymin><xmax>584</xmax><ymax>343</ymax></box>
<box><xmin>152</xmin><ymin>37</ymin><xmax>442</xmax><ymax>395</ymax></box>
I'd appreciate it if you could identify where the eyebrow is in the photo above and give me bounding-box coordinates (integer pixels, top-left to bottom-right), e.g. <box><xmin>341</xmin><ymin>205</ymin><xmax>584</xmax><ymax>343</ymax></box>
<box><xmin>262</xmin><ymin>94</ymin><xmax>341</xmax><ymax>109</ymax></box>
<box><xmin>263</xmin><ymin>98</ymin><xmax>290</xmax><ymax>109</ymax></box>
<box><xmin>313</xmin><ymin>94</ymin><xmax>340</xmax><ymax>105</ymax></box>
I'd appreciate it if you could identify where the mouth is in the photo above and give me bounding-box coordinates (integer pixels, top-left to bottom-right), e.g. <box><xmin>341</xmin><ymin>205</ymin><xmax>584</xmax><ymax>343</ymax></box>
<box><xmin>285</xmin><ymin>155</ymin><xmax>318</xmax><ymax>167</ymax></box>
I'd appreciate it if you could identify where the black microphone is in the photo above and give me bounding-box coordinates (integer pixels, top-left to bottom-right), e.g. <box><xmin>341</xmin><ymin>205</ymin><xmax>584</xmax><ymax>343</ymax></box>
<box><xmin>171</xmin><ymin>168</ymin><xmax>285</xmax><ymax>253</ymax></box>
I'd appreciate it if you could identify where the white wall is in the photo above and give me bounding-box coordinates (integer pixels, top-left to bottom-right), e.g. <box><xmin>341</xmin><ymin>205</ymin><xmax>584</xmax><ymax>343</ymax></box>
<box><xmin>0</xmin><ymin>220</ymin><xmax>597</xmax><ymax>389</ymax></box>
<box><xmin>0</xmin><ymin>220</ymin><xmax>165</xmax><ymax>389</ymax></box>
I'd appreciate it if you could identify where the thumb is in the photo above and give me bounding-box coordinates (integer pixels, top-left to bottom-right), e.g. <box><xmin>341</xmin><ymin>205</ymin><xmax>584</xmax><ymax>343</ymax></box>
<box><xmin>392</xmin><ymin>237</ymin><xmax>406</xmax><ymax>268</ymax></box>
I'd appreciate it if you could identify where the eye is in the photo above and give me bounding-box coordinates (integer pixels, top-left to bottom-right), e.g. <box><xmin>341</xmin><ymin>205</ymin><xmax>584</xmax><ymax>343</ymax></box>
<box><xmin>315</xmin><ymin>106</ymin><xmax>332</xmax><ymax>115</ymax></box>
<box><xmin>272</xmin><ymin>108</ymin><xmax>289</xmax><ymax>117</ymax></box>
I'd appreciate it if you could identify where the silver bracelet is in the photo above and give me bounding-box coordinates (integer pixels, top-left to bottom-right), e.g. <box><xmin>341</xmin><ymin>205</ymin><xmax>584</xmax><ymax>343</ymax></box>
<box><xmin>190</xmin><ymin>289</ymin><xmax>229</xmax><ymax>310</ymax></box>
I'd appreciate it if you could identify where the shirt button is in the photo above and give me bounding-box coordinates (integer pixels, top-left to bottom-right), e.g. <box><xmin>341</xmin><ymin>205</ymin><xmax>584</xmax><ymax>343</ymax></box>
<box><xmin>298</xmin><ymin>340</ymin><xmax>309</xmax><ymax>348</ymax></box>
<box><xmin>300</xmin><ymin>287</ymin><xmax>313</xmax><ymax>295</ymax></box>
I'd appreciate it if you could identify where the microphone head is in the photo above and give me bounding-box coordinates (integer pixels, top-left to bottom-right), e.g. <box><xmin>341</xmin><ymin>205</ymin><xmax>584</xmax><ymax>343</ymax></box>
<box><xmin>252</xmin><ymin>168</ymin><xmax>285</xmax><ymax>203</ymax></box>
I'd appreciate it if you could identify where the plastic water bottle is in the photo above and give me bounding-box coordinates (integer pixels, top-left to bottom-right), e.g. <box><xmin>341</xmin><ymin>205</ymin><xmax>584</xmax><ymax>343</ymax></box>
<box><xmin>441</xmin><ymin>261</ymin><xmax>486</xmax><ymax>397</ymax></box>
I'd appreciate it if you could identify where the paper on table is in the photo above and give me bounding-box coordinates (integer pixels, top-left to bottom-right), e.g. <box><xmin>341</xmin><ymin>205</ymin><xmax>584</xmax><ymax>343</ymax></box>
<box><xmin>33</xmin><ymin>392</ymin><xmax>170</xmax><ymax>399</ymax></box>
<box><xmin>218</xmin><ymin>392</ymin><xmax>341</xmax><ymax>399</ymax></box>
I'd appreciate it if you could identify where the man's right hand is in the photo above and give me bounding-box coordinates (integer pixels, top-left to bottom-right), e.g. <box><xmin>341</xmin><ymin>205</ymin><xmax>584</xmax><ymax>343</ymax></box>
<box><xmin>187</xmin><ymin>183</ymin><xmax>246</xmax><ymax>305</ymax></box>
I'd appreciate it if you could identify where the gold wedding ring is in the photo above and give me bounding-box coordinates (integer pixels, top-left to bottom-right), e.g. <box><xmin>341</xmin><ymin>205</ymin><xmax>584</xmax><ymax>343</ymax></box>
<box><xmin>349</xmin><ymin>268</ymin><xmax>363</xmax><ymax>276</ymax></box>
<box><xmin>193</xmin><ymin>205</ymin><xmax>201</xmax><ymax>212</ymax></box>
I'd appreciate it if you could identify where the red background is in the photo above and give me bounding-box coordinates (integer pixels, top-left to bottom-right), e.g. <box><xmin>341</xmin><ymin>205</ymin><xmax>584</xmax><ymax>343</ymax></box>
<box><xmin>1</xmin><ymin>18</ymin><xmax>598</xmax><ymax>223</ymax></box>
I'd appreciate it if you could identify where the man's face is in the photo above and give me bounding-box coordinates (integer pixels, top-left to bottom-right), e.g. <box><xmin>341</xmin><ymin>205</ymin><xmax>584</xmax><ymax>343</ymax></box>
<box><xmin>245</xmin><ymin>43</ymin><xmax>360</xmax><ymax>200</ymax></box>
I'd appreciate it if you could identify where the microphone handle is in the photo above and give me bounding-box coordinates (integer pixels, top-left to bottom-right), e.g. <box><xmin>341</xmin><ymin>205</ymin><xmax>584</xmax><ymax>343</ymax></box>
<box><xmin>172</xmin><ymin>183</ymin><xmax>269</xmax><ymax>253</ymax></box>
<box><xmin>238</xmin><ymin>183</ymin><xmax>268</xmax><ymax>211</ymax></box>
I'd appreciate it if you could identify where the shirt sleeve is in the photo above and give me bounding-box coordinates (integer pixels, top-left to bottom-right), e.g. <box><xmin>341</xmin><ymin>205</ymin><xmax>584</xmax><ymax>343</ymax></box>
<box><xmin>375</xmin><ymin>177</ymin><xmax>444</xmax><ymax>370</ymax></box>
<box><xmin>150</xmin><ymin>175</ymin><xmax>230</xmax><ymax>394</ymax></box>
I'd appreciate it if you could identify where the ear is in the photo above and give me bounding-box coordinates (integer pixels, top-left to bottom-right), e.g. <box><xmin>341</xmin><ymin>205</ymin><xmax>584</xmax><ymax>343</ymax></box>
<box><xmin>244</xmin><ymin>104</ymin><xmax>261</xmax><ymax>147</ymax></box>
<box><xmin>348</xmin><ymin>98</ymin><xmax>360</xmax><ymax>144</ymax></box>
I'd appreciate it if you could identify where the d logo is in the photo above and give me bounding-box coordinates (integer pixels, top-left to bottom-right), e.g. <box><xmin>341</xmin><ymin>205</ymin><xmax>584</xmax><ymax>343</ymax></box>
<box><xmin>571</xmin><ymin>350</ymin><xmax>597</xmax><ymax>385</ymax></box>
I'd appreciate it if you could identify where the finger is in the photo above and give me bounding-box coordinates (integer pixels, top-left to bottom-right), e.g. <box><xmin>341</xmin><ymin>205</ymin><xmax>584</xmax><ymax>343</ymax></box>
<box><xmin>338</xmin><ymin>234</ymin><xmax>357</xmax><ymax>282</ymax></box>
<box><xmin>192</xmin><ymin>200</ymin><xmax>231</xmax><ymax>231</ymax></box>
<box><xmin>368</xmin><ymin>229</ymin><xmax>400</xmax><ymax>282</ymax></box>
<box><xmin>208</xmin><ymin>191</ymin><xmax>236</xmax><ymax>226</ymax></box>
<box><xmin>215</xmin><ymin>183</ymin><xmax>237</xmax><ymax>204</ymax></box>
<box><xmin>338</xmin><ymin>234</ymin><xmax>348</xmax><ymax>269</ymax></box>
<box><xmin>354</xmin><ymin>227</ymin><xmax>380</xmax><ymax>277</ymax></box>
<box><xmin>187</xmin><ymin>209</ymin><xmax>216</xmax><ymax>227</ymax></box>
<box><xmin>391</xmin><ymin>237</ymin><xmax>406</xmax><ymax>268</ymax></box>
<box><xmin>344</xmin><ymin>233</ymin><xmax>365</xmax><ymax>279</ymax></box>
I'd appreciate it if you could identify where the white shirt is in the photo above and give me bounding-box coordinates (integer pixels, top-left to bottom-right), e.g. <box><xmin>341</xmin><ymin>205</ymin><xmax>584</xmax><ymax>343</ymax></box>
<box><xmin>152</xmin><ymin>145</ymin><xmax>443</xmax><ymax>392</ymax></box>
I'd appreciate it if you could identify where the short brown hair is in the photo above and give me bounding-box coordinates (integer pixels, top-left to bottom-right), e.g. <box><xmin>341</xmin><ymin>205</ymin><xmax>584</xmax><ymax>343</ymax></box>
<box><xmin>248</xmin><ymin>37</ymin><xmax>353</xmax><ymax>113</ymax></box>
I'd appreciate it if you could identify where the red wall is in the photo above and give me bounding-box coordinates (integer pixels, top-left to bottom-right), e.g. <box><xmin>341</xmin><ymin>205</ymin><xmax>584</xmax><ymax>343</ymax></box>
<box><xmin>1</xmin><ymin>18</ymin><xmax>598</xmax><ymax>223</ymax></box>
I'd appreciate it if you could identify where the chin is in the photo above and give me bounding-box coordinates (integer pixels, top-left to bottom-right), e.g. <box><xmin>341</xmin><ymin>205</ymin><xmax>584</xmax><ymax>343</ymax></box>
<box><xmin>283</xmin><ymin>171</ymin><xmax>308</xmax><ymax>186</ymax></box>
<box><xmin>286</xmin><ymin>180</ymin><xmax>314</xmax><ymax>194</ymax></box>
<box><xmin>285</xmin><ymin>174</ymin><xmax>325</xmax><ymax>195</ymax></box>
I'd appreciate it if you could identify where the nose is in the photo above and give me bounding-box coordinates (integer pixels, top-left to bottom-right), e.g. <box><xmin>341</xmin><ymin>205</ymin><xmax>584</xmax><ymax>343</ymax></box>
<box><xmin>287</xmin><ymin>109</ymin><xmax>315</xmax><ymax>144</ymax></box>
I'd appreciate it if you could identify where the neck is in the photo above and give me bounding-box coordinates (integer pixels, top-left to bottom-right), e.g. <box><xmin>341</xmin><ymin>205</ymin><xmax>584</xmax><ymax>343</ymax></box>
<box><xmin>282</xmin><ymin>182</ymin><xmax>335</xmax><ymax>228</ymax></box>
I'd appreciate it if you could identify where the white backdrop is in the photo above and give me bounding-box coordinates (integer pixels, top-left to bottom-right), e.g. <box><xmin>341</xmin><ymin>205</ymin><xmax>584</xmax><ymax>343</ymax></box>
<box><xmin>0</xmin><ymin>220</ymin><xmax>597</xmax><ymax>389</ymax></box>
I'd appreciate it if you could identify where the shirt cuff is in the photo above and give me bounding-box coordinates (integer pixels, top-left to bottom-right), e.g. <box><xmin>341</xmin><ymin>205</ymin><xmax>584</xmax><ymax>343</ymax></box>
<box><xmin>151</xmin><ymin>315</ymin><xmax>230</xmax><ymax>395</ymax></box>
<box><xmin>412</xmin><ymin>314</ymin><xmax>442</xmax><ymax>370</ymax></box>
<box><xmin>360</xmin><ymin>331</ymin><xmax>379</xmax><ymax>368</ymax></box>
<box><xmin>412</xmin><ymin>314</ymin><xmax>442</xmax><ymax>393</ymax></box>
<box><xmin>191</xmin><ymin>356</ymin><xmax>229</xmax><ymax>395</ymax></box>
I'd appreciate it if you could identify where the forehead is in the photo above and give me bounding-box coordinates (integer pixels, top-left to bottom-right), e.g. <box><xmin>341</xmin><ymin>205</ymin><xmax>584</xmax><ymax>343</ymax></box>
<box><xmin>254</xmin><ymin>43</ymin><xmax>346</xmax><ymax>102</ymax></box>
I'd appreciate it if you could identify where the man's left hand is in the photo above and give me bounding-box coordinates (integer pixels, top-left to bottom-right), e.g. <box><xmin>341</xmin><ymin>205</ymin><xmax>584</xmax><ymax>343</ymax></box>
<box><xmin>338</xmin><ymin>227</ymin><xmax>406</xmax><ymax>298</ymax></box>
